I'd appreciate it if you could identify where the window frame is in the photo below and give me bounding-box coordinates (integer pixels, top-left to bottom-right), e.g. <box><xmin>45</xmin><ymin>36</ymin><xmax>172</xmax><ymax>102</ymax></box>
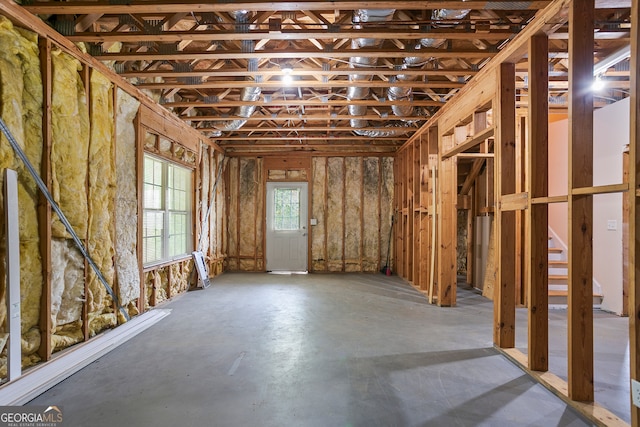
<box><xmin>142</xmin><ymin>154</ymin><xmax>193</xmax><ymax>267</ymax></box>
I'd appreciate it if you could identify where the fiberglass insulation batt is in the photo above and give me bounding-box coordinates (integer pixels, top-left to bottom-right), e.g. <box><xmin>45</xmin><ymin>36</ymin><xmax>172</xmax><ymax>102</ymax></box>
<box><xmin>0</xmin><ymin>16</ymin><xmax>44</xmax><ymax>374</ymax></box>
<box><xmin>87</xmin><ymin>70</ymin><xmax>117</xmax><ymax>335</ymax></box>
<box><xmin>115</xmin><ymin>88</ymin><xmax>141</xmax><ymax>312</ymax></box>
<box><xmin>50</xmin><ymin>47</ymin><xmax>89</xmax><ymax>350</ymax></box>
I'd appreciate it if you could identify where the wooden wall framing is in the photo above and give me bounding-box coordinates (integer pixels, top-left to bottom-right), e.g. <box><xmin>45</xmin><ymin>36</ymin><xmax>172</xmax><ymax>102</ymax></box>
<box><xmin>395</xmin><ymin>0</ymin><xmax>632</xmax><ymax>425</ymax></box>
<box><xmin>0</xmin><ymin>1</ymin><xmax>221</xmax><ymax>378</ymax></box>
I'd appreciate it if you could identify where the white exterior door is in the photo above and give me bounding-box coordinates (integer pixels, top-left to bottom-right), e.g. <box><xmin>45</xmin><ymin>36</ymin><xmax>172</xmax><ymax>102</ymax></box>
<box><xmin>266</xmin><ymin>182</ymin><xmax>308</xmax><ymax>272</ymax></box>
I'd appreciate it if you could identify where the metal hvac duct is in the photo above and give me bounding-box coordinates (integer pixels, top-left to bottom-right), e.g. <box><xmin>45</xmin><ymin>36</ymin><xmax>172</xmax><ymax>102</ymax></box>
<box><xmin>211</xmin><ymin>11</ymin><xmax>261</xmax><ymax>133</ymax></box>
<box><xmin>388</xmin><ymin>9</ymin><xmax>470</xmax><ymax>120</ymax></box>
<box><xmin>347</xmin><ymin>9</ymin><xmax>414</xmax><ymax>137</ymax></box>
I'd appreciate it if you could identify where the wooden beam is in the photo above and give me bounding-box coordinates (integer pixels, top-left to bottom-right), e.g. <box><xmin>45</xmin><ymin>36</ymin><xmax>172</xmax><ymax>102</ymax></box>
<box><xmin>499</xmin><ymin>192</ymin><xmax>528</xmax><ymax>212</ymax></box>
<box><xmin>494</xmin><ymin>62</ymin><xmax>516</xmax><ymax>349</ymax></box>
<box><xmin>135</xmin><ymin>79</ymin><xmax>466</xmax><ymax>90</ymax></box>
<box><xmin>37</xmin><ymin>39</ymin><xmax>53</xmax><ymax>362</ymax></box>
<box><xmin>527</xmin><ymin>34</ymin><xmax>549</xmax><ymax>373</ymax></box>
<box><xmin>68</xmin><ymin>28</ymin><xmax>519</xmax><ymax>43</ymax></box>
<box><xmin>23</xmin><ymin>1</ymin><xmax>553</xmax><ymax>14</ymax></box>
<box><xmin>567</xmin><ymin>0</ymin><xmax>595</xmax><ymax>403</ymax></box>
<box><xmin>531</xmin><ymin>195</ymin><xmax>568</xmax><ymax>204</ymax></box>
<box><xmin>437</xmin><ymin>155</ymin><xmax>457</xmax><ymax>307</ymax></box>
<box><xmin>441</xmin><ymin>127</ymin><xmax>495</xmax><ymax>159</ymax></box>
<box><xmin>628</xmin><ymin>0</ymin><xmax>640</xmax><ymax>423</ymax></box>
<box><xmin>401</xmin><ymin>0</ymin><xmax>572</xmax><ymax>150</ymax></box>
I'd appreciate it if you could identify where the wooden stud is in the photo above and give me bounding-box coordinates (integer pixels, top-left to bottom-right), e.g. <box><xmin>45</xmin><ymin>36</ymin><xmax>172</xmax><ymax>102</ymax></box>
<box><xmin>527</xmin><ymin>34</ymin><xmax>550</xmax><ymax>372</ymax></box>
<box><xmin>494</xmin><ymin>62</ymin><xmax>517</xmax><ymax>348</ymax></box>
<box><xmin>413</xmin><ymin>141</ymin><xmax>421</xmax><ymax>286</ymax></box>
<box><xmin>567</xmin><ymin>0</ymin><xmax>595</xmax><ymax>402</ymax></box>
<box><xmin>81</xmin><ymin>64</ymin><xmax>90</xmax><ymax>342</ymax></box>
<box><xmin>628</xmin><ymin>0</ymin><xmax>639</xmax><ymax>423</ymax></box>
<box><xmin>437</xmin><ymin>144</ymin><xmax>457</xmax><ymax>306</ymax></box>
<box><xmin>623</xmin><ymin>147</ymin><xmax>629</xmax><ymax>318</ymax></box>
<box><xmin>135</xmin><ymin>106</ymin><xmax>145</xmax><ymax>314</ymax></box>
<box><xmin>38</xmin><ymin>38</ymin><xmax>53</xmax><ymax>362</ymax></box>
<box><xmin>342</xmin><ymin>157</ymin><xmax>346</xmax><ymax>272</ymax></box>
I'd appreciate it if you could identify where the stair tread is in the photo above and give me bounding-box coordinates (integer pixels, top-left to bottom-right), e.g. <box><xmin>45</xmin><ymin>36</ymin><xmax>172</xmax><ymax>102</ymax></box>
<box><xmin>549</xmin><ymin>260</ymin><xmax>567</xmax><ymax>265</ymax></box>
<box><xmin>548</xmin><ymin>247</ymin><xmax>563</xmax><ymax>253</ymax></box>
<box><xmin>549</xmin><ymin>274</ymin><xmax>568</xmax><ymax>280</ymax></box>
<box><xmin>549</xmin><ymin>289</ymin><xmax>603</xmax><ymax>297</ymax></box>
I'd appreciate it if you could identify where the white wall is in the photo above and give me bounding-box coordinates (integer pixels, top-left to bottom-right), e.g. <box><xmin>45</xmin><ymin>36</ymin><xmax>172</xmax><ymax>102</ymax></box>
<box><xmin>547</xmin><ymin>98</ymin><xmax>629</xmax><ymax>315</ymax></box>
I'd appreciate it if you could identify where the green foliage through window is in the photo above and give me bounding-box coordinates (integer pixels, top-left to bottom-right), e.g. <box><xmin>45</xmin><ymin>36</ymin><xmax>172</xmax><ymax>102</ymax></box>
<box><xmin>273</xmin><ymin>188</ymin><xmax>300</xmax><ymax>230</ymax></box>
<box><xmin>143</xmin><ymin>155</ymin><xmax>192</xmax><ymax>265</ymax></box>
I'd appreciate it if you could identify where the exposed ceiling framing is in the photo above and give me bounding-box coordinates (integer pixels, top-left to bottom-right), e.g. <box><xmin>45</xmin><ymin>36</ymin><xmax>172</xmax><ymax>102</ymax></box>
<box><xmin>21</xmin><ymin>0</ymin><xmax>633</xmax><ymax>154</ymax></box>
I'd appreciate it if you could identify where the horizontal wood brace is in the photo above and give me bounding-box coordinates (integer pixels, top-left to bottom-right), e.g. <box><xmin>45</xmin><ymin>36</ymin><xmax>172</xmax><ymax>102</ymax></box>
<box><xmin>571</xmin><ymin>183</ymin><xmax>629</xmax><ymax>196</ymax></box>
<box><xmin>499</xmin><ymin>192</ymin><xmax>528</xmax><ymax>211</ymax></box>
<box><xmin>441</xmin><ymin>126</ymin><xmax>495</xmax><ymax>159</ymax></box>
<box><xmin>531</xmin><ymin>195</ymin><xmax>568</xmax><ymax>204</ymax></box>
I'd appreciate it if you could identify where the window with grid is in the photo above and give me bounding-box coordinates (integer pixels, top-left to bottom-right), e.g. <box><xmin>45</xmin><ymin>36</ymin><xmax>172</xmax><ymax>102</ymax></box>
<box><xmin>273</xmin><ymin>188</ymin><xmax>300</xmax><ymax>230</ymax></box>
<box><xmin>143</xmin><ymin>155</ymin><xmax>192</xmax><ymax>265</ymax></box>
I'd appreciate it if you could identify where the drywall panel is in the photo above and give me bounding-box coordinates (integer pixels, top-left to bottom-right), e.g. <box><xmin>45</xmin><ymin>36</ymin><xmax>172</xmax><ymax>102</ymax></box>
<box><xmin>549</xmin><ymin>99</ymin><xmax>629</xmax><ymax>314</ymax></box>
<box><xmin>115</xmin><ymin>88</ymin><xmax>141</xmax><ymax>310</ymax></box>
<box><xmin>593</xmin><ymin>98</ymin><xmax>629</xmax><ymax>314</ymax></box>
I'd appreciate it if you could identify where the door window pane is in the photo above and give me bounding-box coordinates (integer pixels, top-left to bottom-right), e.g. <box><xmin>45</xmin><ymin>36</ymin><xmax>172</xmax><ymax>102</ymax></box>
<box><xmin>273</xmin><ymin>188</ymin><xmax>300</xmax><ymax>230</ymax></box>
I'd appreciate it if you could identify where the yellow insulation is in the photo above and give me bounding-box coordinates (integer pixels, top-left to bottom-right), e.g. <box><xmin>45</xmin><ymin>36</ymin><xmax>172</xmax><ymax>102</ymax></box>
<box><xmin>0</xmin><ymin>17</ymin><xmax>43</xmax><ymax>376</ymax></box>
<box><xmin>50</xmin><ymin>238</ymin><xmax>84</xmax><ymax>331</ymax></box>
<box><xmin>344</xmin><ymin>157</ymin><xmax>362</xmax><ymax>272</ymax></box>
<box><xmin>86</xmin><ymin>70</ymin><xmax>116</xmax><ymax>335</ymax></box>
<box><xmin>326</xmin><ymin>158</ymin><xmax>344</xmax><ymax>272</ymax></box>
<box><xmin>115</xmin><ymin>88</ymin><xmax>141</xmax><ymax>308</ymax></box>
<box><xmin>50</xmin><ymin>47</ymin><xmax>90</xmax><ymax>238</ymax></box>
<box><xmin>363</xmin><ymin>158</ymin><xmax>381</xmax><ymax>272</ymax></box>
<box><xmin>200</xmin><ymin>146</ymin><xmax>210</xmax><ymax>253</ymax></box>
<box><xmin>311</xmin><ymin>158</ymin><xmax>327</xmax><ymax>271</ymax></box>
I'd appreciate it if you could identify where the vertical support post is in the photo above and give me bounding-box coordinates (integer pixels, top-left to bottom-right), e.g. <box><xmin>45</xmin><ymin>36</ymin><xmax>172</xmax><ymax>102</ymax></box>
<box><xmin>628</xmin><ymin>0</ymin><xmax>640</xmax><ymax>423</ymax></box>
<box><xmin>437</xmin><ymin>132</ymin><xmax>457</xmax><ymax>307</ymax></box>
<box><xmin>567</xmin><ymin>0</ymin><xmax>594</xmax><ymax>402</ymax></box>
<box><xmin>494</xmin><ymin>62</ymin><xmax>516</xmax><ymax>348</ymax></box>
<box><xmin>5</xmin><ymin>169</ymin><xmax>21</xmax><ymax>381</ymax></box>
<box><xmin>527</xmin><ymin>34</ymin><xmax>549</xmax><ymax>371</ymax></box>
<box><xmin>38</xmin><ymin>38</ymin><xmax>53</xmax><ymax>361</ymax></box>
<box><xmin>413</xmin><ymin>140</ymin><xmax>420</xmax><ymax>285</ymax></box>
<box><xmin>135</xmin><ymin>111</ymin><xmax>145</xmax><ymax>315</ymax></box>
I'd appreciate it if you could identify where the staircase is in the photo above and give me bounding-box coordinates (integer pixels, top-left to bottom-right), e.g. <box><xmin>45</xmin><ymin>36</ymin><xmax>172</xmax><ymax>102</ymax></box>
<box><xmin>547</xmin><ymin>237</ymin><xmax>603</xmax><ymax>308</ymax></box>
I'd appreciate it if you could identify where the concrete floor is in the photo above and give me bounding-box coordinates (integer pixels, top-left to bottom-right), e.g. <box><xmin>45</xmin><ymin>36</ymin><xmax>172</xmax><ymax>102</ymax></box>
<box><xmin>28</xmin><ymin>273</ymin><xmax>612</xmax><ymax>426</ymax></box>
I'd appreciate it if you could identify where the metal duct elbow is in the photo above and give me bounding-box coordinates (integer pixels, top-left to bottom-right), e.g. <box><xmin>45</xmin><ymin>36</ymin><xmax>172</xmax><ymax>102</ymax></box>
<box><xmin>212</xmin><ymin>85</ymin><xmax>261</xmax><ymax>131</ymax></box>
<box><xmin>353</xmin><ymin>126</ymin><xmax>413</xmax><ymax>138</ymax></box>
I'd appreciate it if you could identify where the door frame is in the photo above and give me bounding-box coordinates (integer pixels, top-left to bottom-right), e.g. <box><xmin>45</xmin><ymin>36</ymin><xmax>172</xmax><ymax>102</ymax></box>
<box><xmin>265</xmin><ymin>181</ymin><xmax>310</xmax><ymax>272</ymax></box>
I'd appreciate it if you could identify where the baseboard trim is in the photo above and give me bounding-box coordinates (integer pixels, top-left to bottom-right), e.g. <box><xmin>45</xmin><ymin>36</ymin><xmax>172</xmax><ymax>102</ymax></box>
<box><xmin>0</xmin><ymin>308</ymin><xmax>171</xmax><ymax>405</ymax></box>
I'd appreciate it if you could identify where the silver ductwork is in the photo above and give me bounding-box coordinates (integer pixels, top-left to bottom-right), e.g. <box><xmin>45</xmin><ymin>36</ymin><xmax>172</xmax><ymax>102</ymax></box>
<box><xmin>209</xmin><ymin>11</ymin><xmax>261</xmax><ymax>133</ymax></box>
<box><xmin>388</xmin><ymin>9</ymin><xmax>470</xmax><ymax>120</ymax></box>
<box><xmin>347</xmin><ymin>9</ymin><xmax>409</xmax><ymax>137</ymax></box>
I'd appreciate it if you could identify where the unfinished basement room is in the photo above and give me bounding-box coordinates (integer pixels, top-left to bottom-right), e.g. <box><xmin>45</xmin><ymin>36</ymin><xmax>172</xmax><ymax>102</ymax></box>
<box><xmin>0</xmin><ymin>0</ymin><xmax>637</xmax><ymax>426</ymax></box>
